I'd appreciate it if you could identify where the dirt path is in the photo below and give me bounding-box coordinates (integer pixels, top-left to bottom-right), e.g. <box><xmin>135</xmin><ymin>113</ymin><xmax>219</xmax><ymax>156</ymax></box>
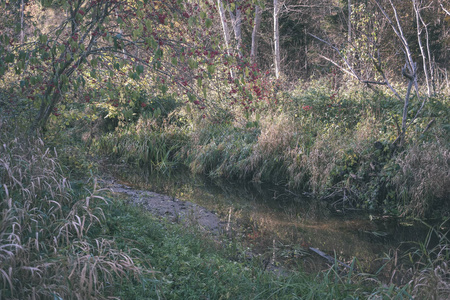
<box><xmin>100</xmin><ymin>178</ymin><xmax>223</xmax><ymax>235</ymax></box>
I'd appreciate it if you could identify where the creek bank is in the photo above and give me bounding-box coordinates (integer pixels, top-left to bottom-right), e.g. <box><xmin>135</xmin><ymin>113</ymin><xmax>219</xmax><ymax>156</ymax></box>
<box><xmin>99</xmin><ymin>176</ymin><xmax>294</xmax><ymax>276</ymax></box>
<box><xmin>100</xmin><ymin>177</ymin><xmax>224</xmax><ymax>235</ymax></box>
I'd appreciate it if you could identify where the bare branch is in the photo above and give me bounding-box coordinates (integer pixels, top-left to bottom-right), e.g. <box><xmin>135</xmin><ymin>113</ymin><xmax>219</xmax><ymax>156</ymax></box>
<box><xmin>440</xmin><ymin>1</ymin><xmax>450</xmax><ymax>15</ymax></box>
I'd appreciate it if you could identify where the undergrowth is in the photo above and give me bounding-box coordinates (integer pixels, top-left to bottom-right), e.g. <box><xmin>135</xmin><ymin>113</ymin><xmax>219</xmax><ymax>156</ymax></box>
<box><xmin>93</xmin><ymin>84</ymin><xmax>450</xmax><ymax>218</ymax></box>
<box><xmin>0</xmin><ymin>124</ymin><xmax>143</xmax><ymax>299</ymax></box>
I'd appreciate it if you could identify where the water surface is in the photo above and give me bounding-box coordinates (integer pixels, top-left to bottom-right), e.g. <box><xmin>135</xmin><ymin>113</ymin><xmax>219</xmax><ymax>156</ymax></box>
<box><xmin>111</xmin><ymin>166</ymin><xmax>434</xmax><ymax>273</ymax></box>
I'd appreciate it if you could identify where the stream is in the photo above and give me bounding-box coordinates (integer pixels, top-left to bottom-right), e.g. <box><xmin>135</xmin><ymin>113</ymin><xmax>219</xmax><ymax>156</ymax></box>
<box><xmin>109</xmin><ymin>165</ymin><xmax>436</xmax><ymax>275</ymax></box>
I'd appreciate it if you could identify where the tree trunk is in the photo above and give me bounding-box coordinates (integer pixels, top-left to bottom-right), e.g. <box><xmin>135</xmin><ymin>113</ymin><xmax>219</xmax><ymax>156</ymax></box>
<box><xmin>414</xmin><ymin>0</ymin><xmax>431</xmax><ymax>96</ymax></box>
<box><xmin>218</xmin><ymin>1</ymin><xmax>232</xmax><ymax>53</ymax></box>
<box><xmin>348</xmin><ymin>0</ymin><xmax>351</xmax><ymax>43</ymax></box>
<box><xmin>20</xmin><ymin>0</ymin><xmax>25</xmax><ymax>44</ymax></box>
<box><xmin>273</xmin><ymin>0</ymin><xmax>281</xmax><ymax>79</ymax></box>
<box><xmin>217</xmin><ymin>0</ymin><xmax>234</xmax><ymax>78</ymax></box>
<box><xmin>229</xmin><ymin>0</ymin><xmax>242</xmax><ymax>57</ymax></box>
<box><xmin>251</xmin><ymin>5</ymin><xmax>262</xmax><ymax>65</ymax></box>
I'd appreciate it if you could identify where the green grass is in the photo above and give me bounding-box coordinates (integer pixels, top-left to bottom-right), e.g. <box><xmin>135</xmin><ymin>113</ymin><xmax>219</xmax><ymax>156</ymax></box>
<box><xmin>101</xmin><ymin>196</ymin><xmax>370</xmax><ymax>299</ymax></box>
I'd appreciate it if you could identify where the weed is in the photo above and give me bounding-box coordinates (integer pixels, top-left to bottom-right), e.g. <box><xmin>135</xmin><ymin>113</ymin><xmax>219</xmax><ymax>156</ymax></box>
<box><xmin>0</xmin><ymin>131</ymin><xmax>142</xmax><ymax>299</ymax></box>
<box><xmin>392</xmin><ymin>138</ymin><xmax>450</xmax><ymax>218</ymax></box>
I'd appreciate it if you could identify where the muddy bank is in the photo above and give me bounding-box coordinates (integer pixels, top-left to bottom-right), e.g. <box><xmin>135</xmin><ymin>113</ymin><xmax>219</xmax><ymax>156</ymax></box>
<box><xmin>101</xmin><ymin>178</ymin><xmax>223</xmax><ymax>235</ymax></box>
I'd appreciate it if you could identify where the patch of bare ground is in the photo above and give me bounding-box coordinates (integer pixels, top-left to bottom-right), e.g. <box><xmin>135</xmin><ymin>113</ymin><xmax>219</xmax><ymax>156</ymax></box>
<box><xmin>100</xmin><ymin>177</ymin><xmax>224</xmax><ymax>235</ymax></box>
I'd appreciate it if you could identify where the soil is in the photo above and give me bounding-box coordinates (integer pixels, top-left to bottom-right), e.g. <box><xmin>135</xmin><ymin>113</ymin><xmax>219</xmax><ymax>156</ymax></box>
<box><xmin>100</xmin><ymin>177</ymin><xmax>224</xmax><ymax>235</ymax></box>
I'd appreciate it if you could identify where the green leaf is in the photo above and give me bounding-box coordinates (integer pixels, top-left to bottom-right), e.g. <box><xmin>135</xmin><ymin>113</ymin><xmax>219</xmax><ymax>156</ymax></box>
<box><xmin>61</xmin><ymin>74</ymin><xmax>69</xmax><ymax>84</ymax></box>
<box><xmin>188</xmin><ymin>58</ymin><xmax>198</xmax><ymax>70</ymax></box>
<box><xmin>136</xmin><ymin>65</ymin><xmax>144</xmax><ymax>74</ymax></box>
<box><xmin>155</xmin><ymin>49</ymin><xmax>163</xmax><ymax>59</ymax></box>
<box><xmin>5</xmin><ymin>53</ymin><xmax>14</xmax><ymax>63</ymax></box>
<box><xmin>160</xmin><ymin>84</ymin><xmax>168</xmax><ymax>95</ymax></box>
<box><xmin>207</xmin><ymin>64</ymin><xmax>215</xmax><ymax>74</ymax></box>
<box><xmin>39</xmin><ymin>34</ymin><xmax>48</xmax><ymax>44</ymax></box>
<box><xmin>132</xmin><ymin>29</ymin><xmax>140</xmax><ymax>39</ymax></box>
<box><xmin>90</xmin><ymin>58</ymin><xmax>98</xmax><ymax>68</ymax></box>
<box><xmin>19</xmin><ymin>50</ymin><xmax>26</xmax><ymax>60</ymax></box>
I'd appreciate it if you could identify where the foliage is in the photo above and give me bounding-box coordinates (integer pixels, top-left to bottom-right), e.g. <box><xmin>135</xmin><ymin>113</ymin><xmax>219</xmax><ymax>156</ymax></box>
<box><xmin>0</xmin><ymin>126</ymin><xmax>142</xmax><ymax>299</ymax></box>
<box><xmin>92</xmin><ymin>80</ymin><xmax>449</xmax><ymax>217</ymax></box>
<box><xmin>392</xmin><ymin>136</ymin><xmax>450</xmax><ymax>217</ymax></box>
<box><xmin>0</xmin><ymin>0</ymin><xmax>274</xmax><ymax>133</ymax></box>
<box><xmin>407</xmin><ymin>219</ymin><xmax>450</xmax><ymax>299</ymax></box>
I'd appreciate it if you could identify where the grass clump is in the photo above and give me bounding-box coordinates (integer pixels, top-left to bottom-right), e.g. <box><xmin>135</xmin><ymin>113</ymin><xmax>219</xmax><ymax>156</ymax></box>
<box><xmin>392</xmin><ymin>137</ymin><xmax>450</xmax><ymax>217</ymax></box>
<box><xmin>407</xmin><ymin>219</ymin><xmax>450</xmax><ymax>299</ymax></box>
<box><xmin>0</xmin><ymin>128</ymin><xmax>142</xmax><ymax>299</ymax></box>
<box><xmin>96</xmin><ymin>118</ymin><xmax>188</xmax><ymax>172</ymax></box>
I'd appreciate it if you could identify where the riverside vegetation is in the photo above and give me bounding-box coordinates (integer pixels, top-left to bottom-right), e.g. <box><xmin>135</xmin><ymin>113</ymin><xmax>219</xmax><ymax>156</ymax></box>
<box><xmin>2</xmin><ymin>80</ymin><xmax>449</xmax><ymax>299</ymax></box>
<box><xmin>1</xmin><ymin>0</ymin><xmax>450</xmax><ymax>298</ymax></box>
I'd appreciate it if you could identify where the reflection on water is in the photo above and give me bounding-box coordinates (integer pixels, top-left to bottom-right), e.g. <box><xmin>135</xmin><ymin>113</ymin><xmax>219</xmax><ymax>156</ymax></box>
<box><xmin>110</xmin><ymin>165</ymin><xmax>433</xmax><ymax>273</ymax></box>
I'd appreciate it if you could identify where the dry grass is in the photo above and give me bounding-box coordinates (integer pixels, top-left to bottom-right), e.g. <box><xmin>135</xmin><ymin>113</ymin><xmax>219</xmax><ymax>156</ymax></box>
<box><xmin>251</xmin><ymin>115</ymin><xmax>299</xmax><ymax>182</ymax></box>
<box><xmin>303</xmin><ymin>129</ymin><xmax>347</xmax><ymax>194</ymax></box>
<box><xmin>392</xmin><ymin>136</ymin><xmax>450</xmax><ymax>217</ymax></box>
<box><xmin>407</xmin><ymin>220</ymin><xmax>450</xmax><ymax>300</ymax></box>
<box><xmin>0</xmin><ymin>134</ymin><xmax>142</xmax><ymax>299</ymax></box>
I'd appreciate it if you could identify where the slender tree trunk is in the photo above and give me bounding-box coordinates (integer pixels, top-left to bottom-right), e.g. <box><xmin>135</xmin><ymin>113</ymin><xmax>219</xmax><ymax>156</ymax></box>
<box><xmin>401</xmin><ymin>71</ymin><xmax>415</xmax><ymax>145</ymax></box>
<box><xmin>217</xmin><ymin>0</ymin><xmax>234</xmax><ymax>78</ymax></box>
<box><xmin>304</xmin><ymin>27</ymin><xmax>308</xmax><ymax>75</ymax></box>
<box><xmin>273</xmin><ymin>0</ymin><xmax>281</xmax><ymax>79</ymax></box>
<box><xmin>218</xmin><ymin>1</ymin><xmax>232</xmax><ymax>53</ymax></box>
<box><xmin>414</xmin><ymin>0</ymin><xmax>431</xmax><ymax>96</ymax></box>
<box><xmin>229</xmin><ymin>0</ymin><xmax>242</xmax><ymax>56</ymax></box>
<box><xmin>251</xmin><ymin>5</ymin><xmax>262</xmax><ymax>64</ymax></box>
<box><xmin>348</xmin><ymin>0</ymin><xmax>351</xmax><ymax>43</ymax></box>
<box><xmin>20</xmin><ymin>0</ymin><xmax>25</xmax><ymax>44</ymax></box>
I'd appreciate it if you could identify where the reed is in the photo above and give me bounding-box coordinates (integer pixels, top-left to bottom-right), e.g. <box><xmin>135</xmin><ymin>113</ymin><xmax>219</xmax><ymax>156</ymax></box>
<box><xmin>392</xmin><ymin>136</ymin><xmax>450</xmax><ymax>217</ymax></box>
<box><xmin>0</xmin><ymin>130</ymin><xmax>142</xmax><ymax>299</ymax></box>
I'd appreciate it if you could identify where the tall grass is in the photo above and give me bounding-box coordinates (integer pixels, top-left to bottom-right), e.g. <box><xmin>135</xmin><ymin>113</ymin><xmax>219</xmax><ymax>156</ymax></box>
<box><xmin>94</xmin><ymin>83</ymin><xmax>449</xmax><ymax>217</ymax></box>
<box><xmin>0</xmin><ymin>128</ymin><xmax>142</xmax><ymax>299</ymax></box>
<box><xmin>392</xmin><ymin>136</ymin><xmax>450</xmax><ymax>217</ymax></box>
<box><xmin>96</xmin><ymin>118</ymin><xmax>188</xmax><ymax>172</ymax></box>
<box><xmin>407</xmin><ymin>219</ymin><xmax>450</xmax><ymax>299</ymax></box>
